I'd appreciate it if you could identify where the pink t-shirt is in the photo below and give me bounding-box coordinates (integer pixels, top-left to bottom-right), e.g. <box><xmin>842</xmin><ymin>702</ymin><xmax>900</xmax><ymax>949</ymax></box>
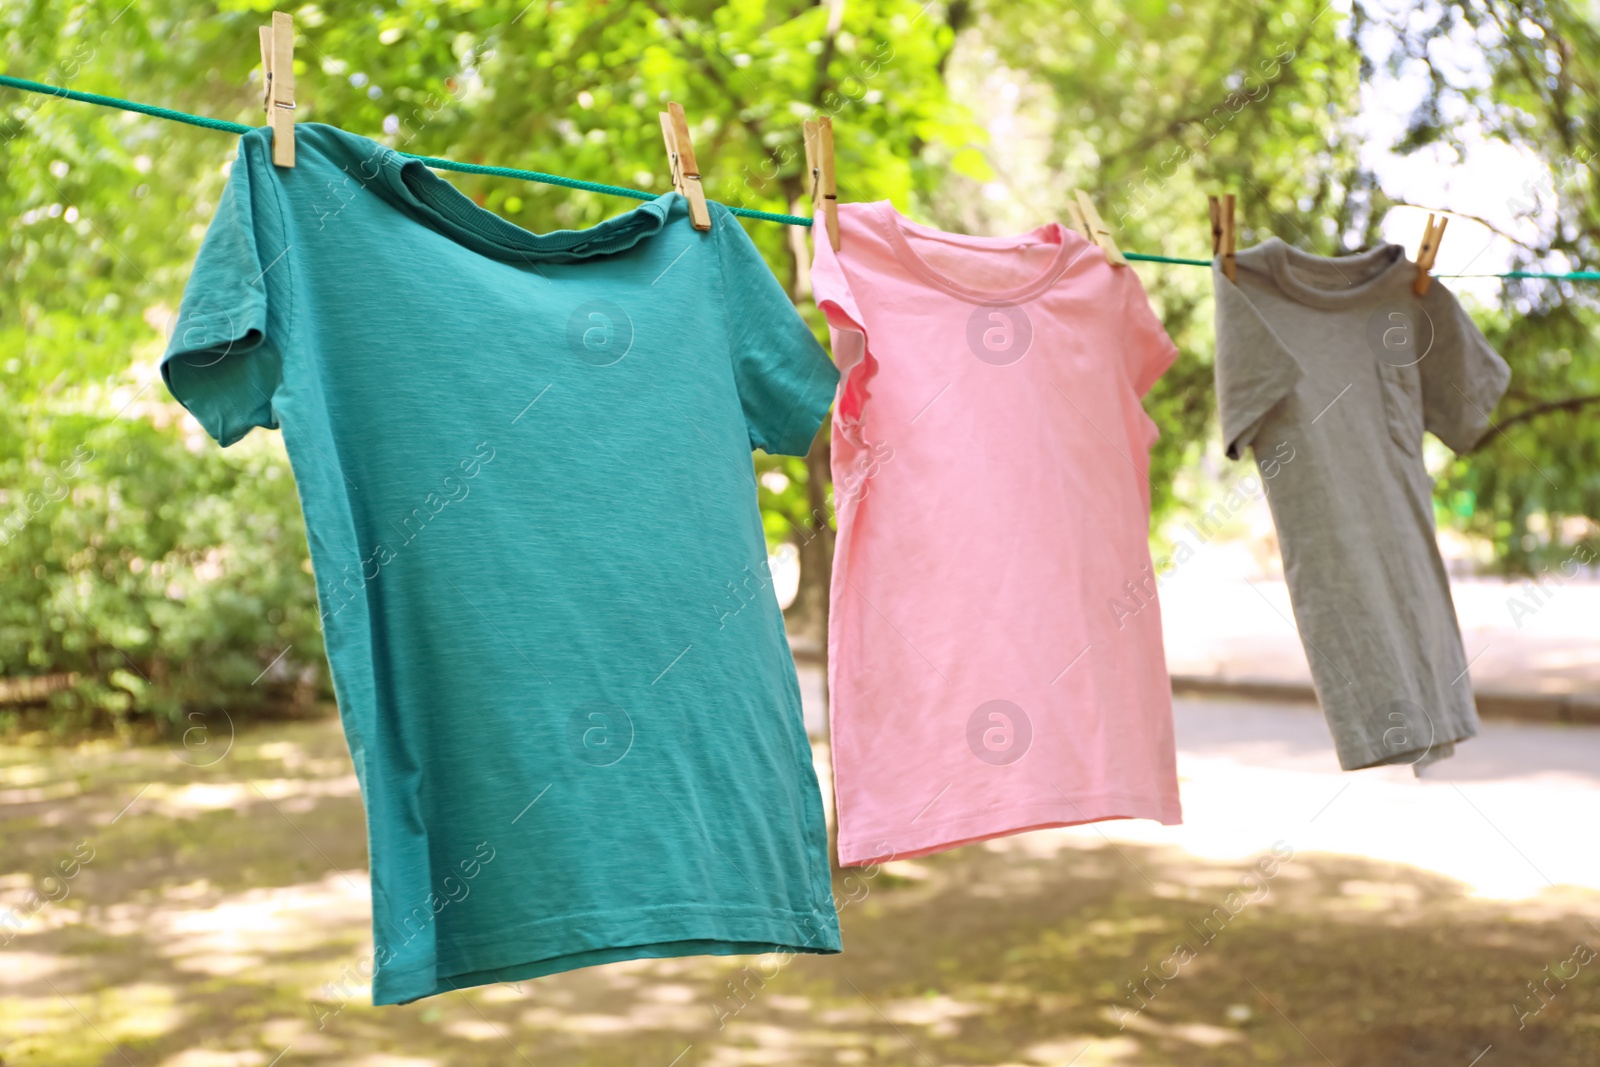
<box><xmin>812</xmin><ymin>202</ymin><xmax>1183</xmax><ymax>867</ymax></box>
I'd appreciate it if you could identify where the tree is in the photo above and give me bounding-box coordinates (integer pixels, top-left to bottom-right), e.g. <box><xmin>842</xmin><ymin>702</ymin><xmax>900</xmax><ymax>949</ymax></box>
<box><xmin>1378</xmin><ymin>1</ymin><xmax>1600</xmax><ymax>571</ymax></box>
<box><xmin>963</xmin><ymin>0</ymin><xmax>1600</xmax><ymax>571</ymax></box>
<box><xmin>2</xmin><ymin>0</ymin><xmax>1596</xmax><ymax>729</ymax></box>
<box><xmin>0</xmin><ymin>0</ymin><xmax>977</xmax><ymax>726</ymax></box>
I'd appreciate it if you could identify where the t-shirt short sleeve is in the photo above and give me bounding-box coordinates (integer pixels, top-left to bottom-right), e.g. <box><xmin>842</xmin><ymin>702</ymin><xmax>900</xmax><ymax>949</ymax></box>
<box><xmin>1420</xmin><ymin>295</ymin><xmax>1512</xmax><ymax>454</ymax></box>
<box><xmin>161</xmin><ymin>131</ymin><xmax>288</xmax><ymax>447</ymax></box>
<box><xmin>1212</xmin><ymin>266</ymin><xmax>1304</xmax><ymax>460</ymax></box>
<box><xmin>1121</xmin><ymin>274</ymin><xmax>1181</xmax><ymax>397</ymax></box>
<box><xmin>713</xmin><ymin>208</ymin><xmax>839</xmax><ymax>456</ymax></box>
<box><xmin>808</xmin><ymin>209</ymin><xmax>872</xmax><ymax>436</ymax></box>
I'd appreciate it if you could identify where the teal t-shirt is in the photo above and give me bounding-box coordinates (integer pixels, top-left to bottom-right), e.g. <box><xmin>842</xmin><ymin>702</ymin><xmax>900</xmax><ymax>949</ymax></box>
<box><xmin>162</xmin><ymin>124</ymin><xmax>842</xmax><ymax>1005</ymax></box>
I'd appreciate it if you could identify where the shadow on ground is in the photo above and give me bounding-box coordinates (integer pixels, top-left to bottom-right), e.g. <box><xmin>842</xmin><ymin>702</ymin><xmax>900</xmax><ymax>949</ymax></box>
<box><xmin>2</xmin><ymin>714</ymin><xmax>1597</xmax><ymax>1066</ymax></box>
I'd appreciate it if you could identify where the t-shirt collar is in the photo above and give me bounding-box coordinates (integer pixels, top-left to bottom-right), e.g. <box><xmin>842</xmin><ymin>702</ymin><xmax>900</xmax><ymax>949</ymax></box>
<box><xmin>872</xmin><ymin>201</ymin><xmax>1089</xmax><ymax>303</ymax></box>
<box><xmin>1254</xmin><ymin>236</ymin><xmax>1411</xmax><ymax>309</ymax></box>
<box><xmin>379</xmin><ymin>150</ymin><xmax>676</xmax><ymax>263</ymax></box>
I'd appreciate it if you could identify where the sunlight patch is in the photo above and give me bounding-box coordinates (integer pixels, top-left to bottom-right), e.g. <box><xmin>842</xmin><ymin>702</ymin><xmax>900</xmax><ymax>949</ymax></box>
<box><xmin>1023</xmin><ymin>1034</ymin><xmax>1142</xmax><ymax>1064</ymax></box>
<box><xmin>441</xmin><ymin>1018</ymin><xmax>505</xmax><ymax>1041</ymax></box>
<box><xmin>881</xmin><ymin>993</ymin><xmax>985</xmax><ymax>1035</ymax></box>
<box><xmin>134</xmin><ymin>775</ymin><xmax>360</xmax><ymax>819</ymax></box>
<box><xmin>1110</xmin><ymin>1007</ymin><xmax>1245</xmax><ymax>1047</ymax></box>
<box><xmin>0</xmin><ymin>950</ymin><xmax>74</xmax><ymax>986</ymax></box>
<box><xmin>91</xmin><ymin>872</ymin><xmax>370</xmax><ymax>976</ymax></box>
<box><xmin>158</xmin><ymin>1050</ymin><xmax>270</xmax><ymax>1067</ymax></box>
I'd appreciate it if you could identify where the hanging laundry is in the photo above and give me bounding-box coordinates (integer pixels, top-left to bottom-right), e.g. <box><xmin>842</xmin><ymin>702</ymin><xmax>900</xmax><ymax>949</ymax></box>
<box><xmin>162</xmin><ymin>123</ymin><xmax>842</xmax><ymax>1004</ymax></box>
<box><xmin>811</xmin><ymin>203</ymin><xmax>1184</xmax><ymax>868</ymax></box>
<box><xmin>1212</xmin><ymin>237</ymin><xmax>1511</xmax><ymax>772</ymax></box>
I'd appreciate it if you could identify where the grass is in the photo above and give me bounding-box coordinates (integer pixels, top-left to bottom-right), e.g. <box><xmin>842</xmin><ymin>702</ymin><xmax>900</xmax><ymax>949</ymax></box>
<box><xmin>1</xmin><ymin>713</ymin><xmax>1597</xmax><ymax>1066</ymax></box>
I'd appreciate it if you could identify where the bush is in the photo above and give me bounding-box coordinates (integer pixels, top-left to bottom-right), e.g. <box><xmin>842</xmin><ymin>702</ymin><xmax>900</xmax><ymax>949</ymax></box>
<box><xmin>0</xmin><ymin>402</ymin><xmax>326</xmax><ymax>737</ymax></box>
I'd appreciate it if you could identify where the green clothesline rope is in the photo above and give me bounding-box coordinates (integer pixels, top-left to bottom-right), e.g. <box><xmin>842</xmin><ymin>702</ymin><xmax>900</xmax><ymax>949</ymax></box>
<box><xmin>1125</xmin><ymin>253</ymin><xmax>1216</xmax><ymax>267</ymax></box>
<box><xmin>4</xmin><ymin>72</ymin><xmax>1598</xmax><ymax>280</ymax></box>
<box><xmin>0</xmin><ymin>73</ymin><xmax>809</xmax><ymax>226</ymax></box>
<box><xmin>1120</xmin><ymin>252</ymin><xmax>1600</xmax><ymax>279</ymax></box>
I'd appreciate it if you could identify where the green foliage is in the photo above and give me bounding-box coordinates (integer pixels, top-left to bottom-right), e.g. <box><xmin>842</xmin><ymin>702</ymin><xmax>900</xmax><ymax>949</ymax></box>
<box><xmin>0</xmin><ymin>0</ymin><xmax>971</xmax><ymax>725</ymax></box>
<box><xmin>966</xmin><ymin>0</ymin><xmax>1600</xmax><ymax>568</ymax></box>
<box><xmin>0</xmin><ymin>400</ymin><xmax>320</xmax><ymax>734</ymax></box>
<box><xmin>1390</xmin><ymin>2</ymin><xmax>1600</xmax><ymax>571</ymax></box>
<box><xmin>3</xmin><ymin>0</ymin><xmax>1600</xmax><ymax>729</ymax></box>
<box><xmin>963</xmin><ymin>0</ymin><xmax>1375</xmax><ymax>521</ymax></box>
<box><xmin>1439</xmin><ymin>300</ymin><xmax>1600</xmax><ymax>571</ymax></box>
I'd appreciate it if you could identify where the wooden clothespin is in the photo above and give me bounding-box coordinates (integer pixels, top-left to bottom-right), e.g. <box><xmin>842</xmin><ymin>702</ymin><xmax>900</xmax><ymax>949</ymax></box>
<box><xmin>659</xmin><ymin>102</ymin><xmax>710</xmax><ymax>232</ymax></box>
<box><xmin>802</xmin><ymin>117</ymin><xmax>840</xmax><ymax>251</ymax></box>
<box><xmin>1414</xmin><ymin>213</ymin><xmax>1448</xmax><ymax>296</ymax></box>
<box><xmin>258</xmin><ymin>12</ymin><xmax>296</xmax><ymax>167</ymax></box>
<box><xmin>1064</xmin><ymin>200</ymin><xmax>1092</xmax><ymax>242</ymax></box>
<box><xmin>1071</xmin><ymin>190</ymin><xmax>1126</xmax><ymax>266</ymax></box>
<box><xmin>1209</xmin><ymin>193</ymin><xmax>1236</xmax><ymax>281</ymax></box>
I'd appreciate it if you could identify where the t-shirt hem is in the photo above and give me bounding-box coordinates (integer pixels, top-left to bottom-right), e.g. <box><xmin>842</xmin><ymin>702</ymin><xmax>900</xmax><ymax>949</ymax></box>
<box><xmin>1333</xmin><ymin>716</ymin><xmax>1478</xmax><ymax>772</ymax></box>
<box><xmin>372</xmin><ymin>902</ymin><xmax>842</xmax><ymax>1005</ymax></box>
<box><xmin>1445</xmin><ymin>363</ymin><xmax>1510</xmax><ymax>453</ymax></box>
<box><xmin>432</xmin><ymin>938</ymin><xmax>833</xmax><ymax>1002</ymax></box>
<box><xmin>1136</xmin><ymin>335</ymin><xmax>1181</xmax><ymax>398</ymax></box>
<box><xmin>160</xmin><ymin>302</ymin><xmax>271</xmax><ymax>447</ymax></box>
<box><xmin>836</xmin><ymin>792</ymin><xmax>1183</xmax><ymax>867</ymax></box>
<box><xmin>1220</xmin><ymin>351</ymin><xmax>1301</xmax><ymax>461</ymax></box>
<box><xmin>769</xmin><ymin>354</ymin><xmax>836</xmax><ymax>457</ymax></box>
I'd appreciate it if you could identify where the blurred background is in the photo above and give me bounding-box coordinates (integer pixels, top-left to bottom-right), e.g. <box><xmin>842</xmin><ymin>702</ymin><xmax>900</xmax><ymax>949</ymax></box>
<box><xmin>2</xmin><ymin>1</ymin><xmax>1599</xmax><ymax>1064</ymax></box>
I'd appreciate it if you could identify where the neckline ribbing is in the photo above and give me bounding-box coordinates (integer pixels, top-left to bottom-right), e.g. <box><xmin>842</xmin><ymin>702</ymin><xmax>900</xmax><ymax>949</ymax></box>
<box><xmin>1253</xmin><ymin>237</ymin><xmax>1412</xmax><ymax>310</ymax></box>
<box><xmin>378</xmin><ymin>149</ymin><xmax>677</xmax><ymax>264</ymax></box>
<box><xmin>871</xmin><ymin>202</ymin><xmax>1093</xmax><ymax>303</ymax></box>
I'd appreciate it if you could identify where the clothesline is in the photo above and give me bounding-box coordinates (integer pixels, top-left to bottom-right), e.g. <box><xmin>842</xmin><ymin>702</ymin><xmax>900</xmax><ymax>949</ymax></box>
<box><xmin>4</xmin><ymin>72</ymin><xmax>1599</xmax><ymax>282</ymax></box>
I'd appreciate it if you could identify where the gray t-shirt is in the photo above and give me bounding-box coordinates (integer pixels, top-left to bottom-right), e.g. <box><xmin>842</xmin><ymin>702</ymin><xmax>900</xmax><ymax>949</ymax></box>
<box><xmin>1213</xmin><ymin>238</ymin><xmax>1510</xmax><ymax>771</ymax></box>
